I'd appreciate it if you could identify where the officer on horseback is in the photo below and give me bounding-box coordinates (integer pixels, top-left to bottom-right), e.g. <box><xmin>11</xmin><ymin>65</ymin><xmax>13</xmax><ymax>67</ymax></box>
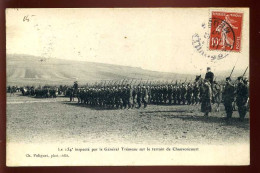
<box><xmin>205</xmin><ymin>67</ymin><xmax>214</xmax><ymax>85</ymax></box>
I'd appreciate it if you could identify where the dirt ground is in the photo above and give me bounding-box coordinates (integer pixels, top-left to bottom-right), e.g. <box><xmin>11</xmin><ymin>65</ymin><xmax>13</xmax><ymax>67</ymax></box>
<box><xmin>6</xmin><ymin>94</ymin><xmax>249</xmax><ymax>145</ymax></box>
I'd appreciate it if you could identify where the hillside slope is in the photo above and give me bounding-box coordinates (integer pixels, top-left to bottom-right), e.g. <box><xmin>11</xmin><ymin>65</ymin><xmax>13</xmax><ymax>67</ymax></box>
<box><xmin>7</xmin><ymin>54</ymin><xmax>195</xmax><ymax>86</ymax></box>
<box><xmin>7</xmin><ymin>54</ymin><xmax>248</xmax><ymax>86</ymax></box>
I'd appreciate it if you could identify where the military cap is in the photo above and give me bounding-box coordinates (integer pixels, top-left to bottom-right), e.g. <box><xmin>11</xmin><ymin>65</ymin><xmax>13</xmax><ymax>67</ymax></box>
<box><xmin>237</xmin><ymin>76</ymin><xmax>243</xmax><ymax>80</ymax></box>
<box><xmin>243</xmin><ymin>78</ymin><xmax>248</xmax><ymax>84</ymax></box>
<box><xmin>226</xmin><ymin>77</ymin><xmax>231</xmax><ymax>81</ymax></box>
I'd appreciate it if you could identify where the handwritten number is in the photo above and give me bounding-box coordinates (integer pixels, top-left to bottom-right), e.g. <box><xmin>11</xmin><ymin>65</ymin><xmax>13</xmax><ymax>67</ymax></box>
<box><xmin>23</xmin><ymin>15</ymin><xmax>29</xmax><ymax>22</ymax></box>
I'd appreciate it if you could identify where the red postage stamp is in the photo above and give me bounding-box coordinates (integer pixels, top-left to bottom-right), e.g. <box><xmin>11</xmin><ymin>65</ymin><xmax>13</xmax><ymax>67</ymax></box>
<box><xmin>209</xmin><ymin>11</ymin><xmax>243</xmax><ymax>52</ymax></box>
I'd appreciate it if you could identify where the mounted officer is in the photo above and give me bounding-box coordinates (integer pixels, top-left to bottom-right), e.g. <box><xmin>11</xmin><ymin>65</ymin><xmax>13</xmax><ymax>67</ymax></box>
<box><xmin>205</xmin><ymin>67</ymin><xmax>214</xmax><ymax>85</ymax></box>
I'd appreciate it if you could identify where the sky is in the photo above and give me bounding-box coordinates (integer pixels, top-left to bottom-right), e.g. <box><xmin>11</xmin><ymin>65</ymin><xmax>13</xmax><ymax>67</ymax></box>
<box><xmin>6</xmin><ymin>8</ymin><xmax>249</xmax><ymax>74</ymax></box>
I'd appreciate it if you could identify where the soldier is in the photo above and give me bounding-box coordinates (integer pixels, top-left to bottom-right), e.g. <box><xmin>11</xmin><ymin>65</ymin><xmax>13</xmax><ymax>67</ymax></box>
<box><xmin>205</xmin><ymin>67</ymin><xmax>215</xmax><ymax>101</ymax></box>
<box><xmin>205</xmin><ymin>67</ymin><xmax>214</xmax><ymax>85</ymax></box>
<box><xmin>147</xmin><ymin>86</ymin><xmax>151</xmax><ymax>104</ymax></box>
<box><xmin>110</xmin><ymin>87</ymin><xmax>116</xmax><ymax>108</ymax></box>
<box><xmin>192</xmin><ymin>82</ymin><xmax>200</xmax><ymax>105</ymax></box>
<box><xmin>136</xmin><ymin>85</ymin><xmax>142</xmax><ymax>108</ymax></box>
<box><xmin>73</xmin><ymin>81</ymin><xmax>79</xmax><ymax>90</ymax></box>
<box><xmin>132</xmin><ymin>86</ymin><xmax>137</xmax><ymax>108</ymax></box>
<box><xmin>172</xmin><ymin>85</ymin><xmax>177</xmax><ymax>105</ymax></box>
<box><xmin>168</xmin><ymin>85</ymin><xmax>173</xmax><ymax>105</ymax></box>
<box><xmin>70</xmin><ymin>81</ymin><xmax>79</xmax><ymax>102</ymax></box>
<box><xmin>162</xmin><ymin>85</ymin><xmax>168</xmax><ymax>104</ymax></box>
<box><xmin>222</xmin><ymin>77</ymin><xmax>235</xmax><ymax>121</ymax></box>
<box><xmin>150</xmin><ymin>86</ymin><xmax>155</xmax><ymax>104</ymax></box>
<box><xmin>69</xmin><ymin>87</ymin><xmax>74</xmax><ymax>102</ymax></box>
<box><xmin>244</xmin><ymin>78</ymin><xmax>250</xmax><ymax>111</ymax></box>
<box><xmin>125</xmin><ymin>84</ymin><xmax>132</xmax><ymax>109</ymax></box>
<box><xmin>176</xmin><ymin>86</ymin><xmax>181</xmax><ymax>105</ymax></box>
<box><xmin>115</xmin><ymin>87</ymin><xmax>121</xmax><ymax>109</ymax></box>
<box><xmin>180</xmin><ymin>83</ymin><xmax>187</xmax><ymax>105</ymax></box>
<box><xmin>236</xmin><ymin>76</ymin><xmax>249</xmax><ymax>121</ymax></box>
<box><xmin>201</xmin><ymin>79</ymin><xmax>212</xmax><ymax>117</ymax></box>
<box><xmin>186</xmin><ymin>83</ymin><xmax>193</xmax><ymax>105</ymax></box>
<box><xmin>10</xmin><ymin>86</ymin><xmax>15</xmax><ymax>96</ymax></box>
<box><xmin>122</xmin><ymin>86</ymin><xmax>127</xmax><ymax>109</ymax></box>
<box><xmin>158</xmin><ymin>86</ymin><xmax>163</xmax><ymax>104</ymax></box>
<box><xmin>142</xmin><ymin>85</ymin><xmax>148</xmax><ymax>108</ymax></box>
<box><xmin>213</xmin><ymin>81</ymin><xmax>222</xmax><ymax>112</ymax></box>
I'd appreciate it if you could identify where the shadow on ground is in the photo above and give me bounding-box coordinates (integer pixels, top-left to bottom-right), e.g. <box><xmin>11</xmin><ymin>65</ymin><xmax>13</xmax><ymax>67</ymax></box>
<box><xmin>62</xmin><ymin>101</ymin><xmax>249</xmax><ymax>130</ymax></box>
<box><xmin>156</xmin><ymin>113</ymin><xmax>250</xmax><ymax>130</ymax></box>
<box><xmin>62</xmin><ymin>101</ymin><xmax>140</xmax><ymax>111</ymax></box>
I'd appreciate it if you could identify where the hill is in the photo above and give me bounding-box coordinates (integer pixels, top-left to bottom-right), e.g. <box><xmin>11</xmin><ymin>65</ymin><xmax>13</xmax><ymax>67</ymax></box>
<box><xmin>7</xmin><ymin>54</ymin><xmax>195</xmax><ymax>86</ymax></box>
<box><xmin>6</xmin><ymin>54</ymin><xmax>248</xmax><ymax>86</ymax></box>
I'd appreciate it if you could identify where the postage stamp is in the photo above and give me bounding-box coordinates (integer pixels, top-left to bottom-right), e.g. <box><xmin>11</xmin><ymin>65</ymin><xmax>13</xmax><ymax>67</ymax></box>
<box><xmin>209</xmin><ymin>11</ymin><xmax>243</xmax><ymax>52</ymax></box>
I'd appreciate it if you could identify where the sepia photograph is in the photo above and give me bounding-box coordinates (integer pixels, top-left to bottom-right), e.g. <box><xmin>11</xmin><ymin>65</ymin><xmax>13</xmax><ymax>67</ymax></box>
<box><xmin>6</xmin><ymin>8</ymin><xmax>249</xmax><ymax>166</ymax></box>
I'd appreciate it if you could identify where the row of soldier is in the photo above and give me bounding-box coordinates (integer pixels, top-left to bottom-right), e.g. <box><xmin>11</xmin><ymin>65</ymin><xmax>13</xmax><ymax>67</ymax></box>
<box><xmin>70</xmin><ymin>82</ymin><xmax>218</xmax><ymax>109</ymax></box>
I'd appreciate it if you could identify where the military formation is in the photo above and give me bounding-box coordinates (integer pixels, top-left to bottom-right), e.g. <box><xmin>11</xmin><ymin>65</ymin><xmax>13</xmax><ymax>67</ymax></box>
<box><xmin>7</xmin><ymin>67</ymin><xmax>249</xmax><ymax>121</ymax></box>
<box><xmin>72</xmin><ymin>82</ymin><xmax>203</xmax><ymax>109</ymax></box>
<box><xmin>7</xmin><ymin>85</ymin><xmax>63</xmax><ymax>98</ymax></box>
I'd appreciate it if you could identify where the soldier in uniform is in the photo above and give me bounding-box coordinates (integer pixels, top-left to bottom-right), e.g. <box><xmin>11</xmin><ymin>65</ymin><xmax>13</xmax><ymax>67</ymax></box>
<box><xmin>205</xmin><ymin>67</ymin><xmax>215</xmax><ymax>101</ymax></box>
<box><xmin>236</xmin><ymin>76</ymin><xmax>249</xmax><ymax>121</ymax></box>
<box><xmin>222</xmin><ymin>77</ymin><xmax>235</xmax><ymax>121</ymax></box>
<box><xmin>180</xmin><ymin>83</ymin><xmax>187</xmax><ymax>105</ymax></box>
<box><xmin>73</xmin><ymin>81</ymin><xmax>79</xmax><ymax>90</ymax></box>
<box><xmin>147</xmin><ymin>86</ymin><xmax>151</xmax><ymax>104</ymax></box>
<box><xmin>213</xmin><ymin>81</ymin><xmax>222</xmax><ymax>112</ymax></box>
<box><xmin>137</xmin><ymin>85</ymin><xmax>143</xmax><ymax>108</ymax></box>
<box><xmin>243</xmin><ymin>78</ymin><xmax>250</xmax><ymax>111</ymax></box>
<box><xmin>125</xmin><ymin>84</ymin><xmax>132</xmax><ymax>109</ymax></box>
<box><xmin>205</xmin><ymin>67</ymin><xmax>214</xmax><ymax>85</ymax></box>
<box><xmin>69</xmin><ymin>87</ymin><xmax>74</xmax><ymax>102</ymax></box>
<box><xmin>142</xmin><ymin>85</ymin><xmax>148</xmax><ymax>108</ymax></box>
<box><xmin>201</xmin><ymin>79</ymin><xmax>212</xmax><ymax>117</ymax></box>
<box><xmin>132</xmin><ymin>86</ymin><xmax>137</xmax><ymax>108</ymax></box>
<box><xmin>172</xmin><ymin>85</ymin><xmax>177</xmax><ymax>105</ymax></box>
<box><xmin>162</xmin><ymin>85</ymin><xmax>168</xmax><ymax>104</ymax></box>
<box><xmin>192</xmin><ymin>82</ymin><xmax>200</xmax><ymax>105</ymax></box>
<box><xmin>186</xmin><ymin>84</ymin><xmax>193</xmax><ymax>105</ymax></box>
<box><xmin>176</xmin><ymin>86</ymin><xmax>181</xmax><ymax>105</ymax></box>
<box><xmin>167</xmin><ymin>85</ymin><xmax>173</xmax><ymax>105</ymax></box>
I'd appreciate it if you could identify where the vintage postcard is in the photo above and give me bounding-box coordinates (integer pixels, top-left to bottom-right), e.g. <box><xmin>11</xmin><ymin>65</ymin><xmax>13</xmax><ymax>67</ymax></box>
<box><xmin>6</xmin><ymin>8</ymin><xmax>249</xmax><ymax>166</ymax></box>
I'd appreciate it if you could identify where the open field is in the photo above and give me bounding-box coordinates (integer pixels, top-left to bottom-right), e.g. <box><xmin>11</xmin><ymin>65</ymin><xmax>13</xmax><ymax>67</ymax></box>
<box><xmin>6</xmin><ymin>93</ymin><xmax>249</xmax><ymax>145</ymax></box>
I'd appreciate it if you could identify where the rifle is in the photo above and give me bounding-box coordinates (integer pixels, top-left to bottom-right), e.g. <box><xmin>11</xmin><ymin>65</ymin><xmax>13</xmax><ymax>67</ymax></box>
<box><xmin>242</xmin><ymin>66</ymin><xmax>248</xmax><ymax>77</ymax></box>
<box><xmin>133</xmin><ymin>79</ymin><xmax>137</xmax><ymax>85</ymax></box>
<box><xmin>121</xmin><ymin>79</ymin><xmax>125</xmax><ymax>85</ymax></box>
<box><xmin>139</xmin><ymin>78</ymin><xmax>142</xmax><ymax>85</ymax></box>
<box><xmin>129</xmin><ymin>78</ymin><xmax>134</xmax><ymax>85</ymax></box>
<box><xmin>229</xmin><ymin>65</ymin><xmax>236</xmax><ymax>78</ymax></box>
